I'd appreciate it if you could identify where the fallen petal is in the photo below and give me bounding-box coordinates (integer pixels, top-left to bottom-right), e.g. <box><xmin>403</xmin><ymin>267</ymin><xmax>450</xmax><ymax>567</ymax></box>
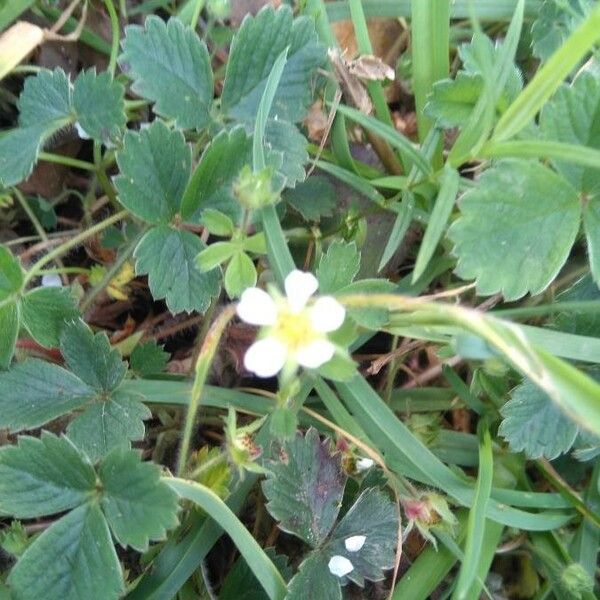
<box><xmin>345</xmin><ymin>535</ymin><xmax>366</xmax><ymax>552</ymax></box>
<box><xmin>328</xmin><ymin>555</ymin><xmax>354</xmax><ymax>578</ymax></box>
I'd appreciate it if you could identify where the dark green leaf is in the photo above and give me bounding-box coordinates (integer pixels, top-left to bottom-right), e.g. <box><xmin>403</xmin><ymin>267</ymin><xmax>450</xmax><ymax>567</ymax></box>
<box><xmin>337</xmin><ymin>279</ymin><xmax>395</xmax><ymax>330</ymax></box>
<box><xmin>0</xmin><ymin>359</ymin><xmax>94</xmax><ymax>431</ymax></box>
<box><xmin>449</xmin><ymin>160</ymin><xmax>581</xmax><ymax>300</ymax></box>
<box><xmin>0</xmin><ymin>246</ymin><xmax>23</xmax><ymax>299</ymax></box>
<box><xmin>130</xmin><ymin>341</ymin><xmax>170</xmax><ymax>376</ymax></box>
<box><xmin>20</xmin><ymin>286</ymin><xmax>79</xmax><ymax>348</ymax></box>
<box><xmin>285</xmin><ymin>175</ymin><xmax>335</xmax><ymax>221</ymax></box>
<box><xmin>426</xmin><ymin>73</ymin><xmax>486</xmax><ymax>128</ymax></box>
<box><xmin>120</xmin><ymin>16</ymin><xmax>213</xmax><ymax>129</ymax></box>
<box><xmin>0</xmin><ymin>433</ymin><xmax>95</xmax><ymax>518</ymax></box>
<box><xmin>60</xmin><ymin>320</ymin><xmax>127</xmax><ymax>392</ymax></box>
<box><xmin>72</xmin><ymin>69</ymin><xmax>126</xmax><ymax>143</ymax></box>
<box><xmin>553</xmin><ymin>274</ymin><xmax>600</xmax><ymax>337</ymax></box>
<box><xmin>262</xmin><ymin>428</ymin><xmax>346</xmax><ymax>547</ymax></box>
<box><xmin>114</xmin><ymin>120</ymin><xmax>192</xmax><ymax>224</ymax></box>
<box><xmin>67</xmin><ymin>392</ymin><xmax>151</xmax><ymax>463</ymax></box>
<box><xmin>221</xmin><ymin>6</ymin><xmax>325</xmax><ymax>123</ymax></box>
<box><xmin>99</xmin><ymin>448</ymin><xmax>179</xmax><ymax>551</ymax></box>
<box><xmin>317</xmin><ymin>241</ymin><xmax>360</xmax><ymax>294</ymax></box>
<box><xmin>134</xmin><ymin>225</ymin><xmax>220</xmax><ymax>314</ymax></box>
<box><xmin>0</xmin><ymin>124</ymin><xmax>50</xmax><ymax>187</ymax></box>
<box><xmin>0</xmin><ymin>301</ymin><xmax>18</xmax><ymax>370</ymax></box>
<box><xmin>286</xmin><ymin>552</ymin><xmax>341</xmax><ymax>600</ymax></box>
<box><xmin>263</xmin><ymin>119</ymin><xmax>308</xmax><ymax>188</ymax></box>
<box><xmin>8</xmin><ymin>503</ymin><xmax>123</xmax><ymax>600</ymax></box>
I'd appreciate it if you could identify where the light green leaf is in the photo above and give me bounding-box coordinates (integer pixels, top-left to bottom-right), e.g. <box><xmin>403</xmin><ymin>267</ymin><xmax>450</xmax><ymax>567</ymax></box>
<box><xmin>72</xmin><ymin>69</ymin><xmax>126</xmax><ymax>143</ymax></box>
<box><xmin>221</xmin><ymin>5</ymin><xmax>325</xmax><ymax>123</ymax></box>
<box><xmin>317</xmin><ymin>241</ymin><xmax>360</xmax><ymax>294</ymax></box>
<box><xmin>262</xmin><ymin>428</ymin><xmax>346</xmax><ymax>547</ymax></box>
<box><xmin>0</xmin><ymin>245</ymin><xmax>23</xmax><ymax>299</ymax></box>
<box><xmin>337</xmin><ymin>279</ymin><xmax>394</xmax><ymax>330</ymax></box>
<box><xmin>60</xmin><ymin>320</ymin><xmax>126</xmax><ymax>392</ymax></box>
<box><xmin>532</xmin><ymin>0</ymin><xmax>596</xmax><ymax>61</ymax></box>
<box><xmin>135</xmin><ymin>225</ymin><xmax>220</xmax><ymax>314</ymax></box>
<box><xmin>285</xmin><ymin>175</ymin><xmax>336</xmax><ymax>221</ymax></box>
<box><xmin>0</xmin><ymin>433</ymin><xmax>95</xmax><ymax>518</ymax></box>
<box><xmin>201</xmin><ymin>208</ymin><xmax>235</xmax><ymax>236</ymax></box>
<box><xmin>20</xmin><ymin>286</ymin><xmax>79</xmax><ymax>348</ymax></box>
<box><xmin>196</xmin><ymin>241</ymin><xmax>236</xmax><ymax>271</ymax></box>
<box><xmin>18</xmin><ymin>68</ymin><xmax>72</xmax><ymax>127</ymax></box>
<box><xmin>67</xmin><ymin>392</ymin><xmax>151</xmax><ymax>463</ymax></box>
<box><xmin>130</xmin><ymin>341</ymin><xmax>169</xmax><ymax>376</ymax></box>
<box><xmin>583</xmin><ymin>199</ymin><xmax>600</xmax><ymax>285</ymax></box>
<box><xmin>0</xmin><ymin>359</ymin><xmax>94</xmax><ymax>431</ymax></box>
<box><xmin>99</xmin><ymin>448</ymin><xmax>179</xmax><ymax>551</ymax></box>
<box><xmin>0</xmin><ymin>124</ymin><xmax>50</xmax><ymax>187</ymax></box>
<box><xmin>540</xmin><ymin>71</ymin><xmax>600</xmax><ymax>196</ymax></box>
<box><xmin>181</xmin><ymin>127</ymin><xmax>253</xmax><ymax>222</ymax></box>
<box><xmin>224</xmin><ymin>251</ymin><xmax>257</xmax><ymax>298</ymax></box>
<box><xmin>0</xmin><ymin>301</ymin><xmax>18</xmax><ymax>370</ymax></box>
<box><xmin>8</xmin><ymin>503</ymin><xmax>123</xmax><ymax>600</ymax></box>
<box><xmin>449</xmin><ymin>160</ymin><xmax>581</xmax><ymax>300</ymax></box>
<box><xmin>115</xmin><ymin>120</ymin><xmax>192</xmax><ymax>224</ymax></box>
<box><xmin>499</xmin><ymin>378</ymin><xmax>580</xmax><ymax>459</ymax></box>
<box><xmin>286</xmin><ymin>552</ymin><xmax>342</xmax><ymax>600</ymax></box>
<box><xmin>119</xmin><ymin>16</ymin><xmax>213</xmax><ymax>129</ymax></box>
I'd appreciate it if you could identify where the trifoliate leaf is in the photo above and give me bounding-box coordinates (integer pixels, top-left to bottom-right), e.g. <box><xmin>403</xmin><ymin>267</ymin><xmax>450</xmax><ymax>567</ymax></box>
<box><xmin>285</xmin><ymin>175</ymin><xmax>335</xmax><ymax>221</ymax></box>
<box><xmin>115</xmin><ymin>121</ymin><xmax>192</xmax><ymax>224</ymax></box>
<box><xmin>499</xmin><ymin>378</ymin><xmax>580</xmax><ymax>459</ymax></box>
<box><xmin>327</xmin><ymin>488</ymin><xmax>398</xmax><ymax>586</ymax></box>
<box><xmin>0</xmin><ymin>359</ymin><xmax>95</xmax><ymax>431</ymax></box>
<box><xmin>135</xmin><ymin>226</ymin><xmax>220</xmax><ymax>314</ymax></box>
<box><xmin>262</xmin><ymin>428</ymin><xmax>346</xmax><ymax>547</ymax></box>
<box><xmin>120</xmin><ymin>16</ymin><xmax>213</xmax><ymax>129</ymax></box>
<box><xmin>317</xmin><ymin>241</ymin><xmax>360</xmax><ymax>294</ymax></box>
<box><xmin>20</xmin><ymin>286</ymin><xmax>79</xmax><ymax>348</ymax></box>
<box><xmin>130</xmin><ymin>341</ymin><xmax>170</xmax><ymax>376</ymax></box>
<box><xmin>8</xmin><ymin>503</ymin><xmax>123</xmax><ymax>600</ymax></box>
<box><xmin>221</xmin><ymin>6</ymin><xmax>325</xmax><ymax>123</ymax></box>
<box><xmin>286</xmin><ymin>552</ymin><xmax>342</xmax><ymax>600</ymax></box>
<box><xmin>60</xmin><ymin>320</ymin><xmax>127</xmax><ymax>392</ymax></box>
<box><xmin>0</xmin><ymin>245</ymin><xmax>23</xmax><ymax>300</ymax></box>
<box><xmin>449</xmin><ymin>160</ymin><xmax>581</xmax><ymax>300</ymax></box>
<box><xmin>99</xmin><ymin>448</ymin><xmax>179</xmax><ymax>551</ymax></box>
<box><xmin>72</xmin><ymin>69</ymin><xmax>126</xmax><ymax>143</ymax></box>
<box><xmin>531</xmin><ymin>0</ymin><xmax>596</xmax><ymax>61</ymax></box>
<box><xmin>181</xmin><ymin>127</ymin><xmax>253</xmax><ymax>222</ymax></box>
<box><xmin>0</xmin><ymin>433</ymin><xmax>95</xmax><ymax>518</ymax></box>
<box><xmin>0</xmin><ymin>301</ymin><xmax>18</xmax><ymax>369</ymax></box>
<box><xmin>67</xmin><ymin>392</ymin><xmax>151</xmax><ymax>463</ymax></box>
<box><xmin>224</xmin><ymin>251</ymin><xmax>256</xmax><ymax>298</ymax></box>
<box><xmin>18</xmin><ymin>68</ymin><xmax>72</xmax><ymax>128</ymax></box>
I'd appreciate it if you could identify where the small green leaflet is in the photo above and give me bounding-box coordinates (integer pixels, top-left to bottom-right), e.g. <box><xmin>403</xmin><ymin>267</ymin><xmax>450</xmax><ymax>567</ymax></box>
<box><xmin>317</xmin><ymin>241</ymin><xmax>360</xmax><ymax>294</ymax></box>
<box><xmin>120</xmin><ymin>16</ymin><xmax>213</xmax><ymax>130</ymax></box>
<box><xmin>285</xmin><ymin>175</ymin><xmax>336</xmax><ymax>221</ymax></box>
<box><xmin>130</xmin><ymin>341</ymin><xmax>170</xmax><ymax>376</ymax></box>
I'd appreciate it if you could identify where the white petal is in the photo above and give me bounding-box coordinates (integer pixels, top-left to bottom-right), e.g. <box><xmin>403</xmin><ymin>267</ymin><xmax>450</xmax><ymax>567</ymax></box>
<box><xmin>295</xmin><ymin>339</ymin><xmax>335</xmax><ymax>369</ymax></box>
<box><xmin>75</xmin><ymin>122</ymin><xmax>91</xmax><ymax>140</ymax></box>
<box><xmin>309</xmin><ymin>296</ymin><xmax>346</xmax><ymax>333</ymax></box>
<box><xmin>355</xmin><ymin>457</ymin><xmax>374</xmax><ymax>472</ymax></box>
<box><xmin>237</xmin><ymin>288</ymin><xmax>278</xmax><ymax>326</ymax></box>
<box><xmin>284</xmin><ymin>270</ymin><xmax>318</xmax><ymax>312</ymax></box>
<box><xmin>344</xmin><ymin>535</ymin><xmax>366</xmax><ymax>552</ymax></box>
<box><xmin>243</xmin><ymin>338</ymin><xmax>287</xmax><ymax>378</ymax></box>
<box><xmin>41</xmin><ymin>273</ymin><xmax>62</xmax><ymax>288</ymax></box>
<box><xmin>328</xmin><ymin>555</ymin><xmax>354</xmax><ymax>578</ymax></box>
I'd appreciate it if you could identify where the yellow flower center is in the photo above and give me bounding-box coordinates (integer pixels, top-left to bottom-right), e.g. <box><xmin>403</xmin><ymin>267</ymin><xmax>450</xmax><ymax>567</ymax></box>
<box><xmin>270</xmin><ymin>307</ymin><xmax>319</xmax><ymax>352</ymax></box>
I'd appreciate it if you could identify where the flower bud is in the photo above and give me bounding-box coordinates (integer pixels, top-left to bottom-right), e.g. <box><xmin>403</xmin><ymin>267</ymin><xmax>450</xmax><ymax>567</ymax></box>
<box><xmin>233</xmin><ymin>165</ymin><xmax>279</xmax><ymax>210</ymax></box>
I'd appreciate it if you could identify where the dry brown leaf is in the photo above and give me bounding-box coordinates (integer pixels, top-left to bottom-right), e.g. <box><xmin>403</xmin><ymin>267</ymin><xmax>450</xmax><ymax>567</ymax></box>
<box><xmin>0</xmin><ymin>22</ymin><xmax>44</xmax><ymax>81</ymax></box>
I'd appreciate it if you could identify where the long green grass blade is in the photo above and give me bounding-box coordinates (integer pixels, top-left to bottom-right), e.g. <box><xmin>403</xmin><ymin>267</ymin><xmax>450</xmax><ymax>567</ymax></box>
<box><xmin>0</xmin><ymin>0</ymin><xmax>35</xmax><ymax>31</ymax></box>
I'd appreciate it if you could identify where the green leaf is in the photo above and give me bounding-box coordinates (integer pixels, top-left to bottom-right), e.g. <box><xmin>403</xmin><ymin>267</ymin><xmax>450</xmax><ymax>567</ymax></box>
<box><xmin>327</xmin><ymin>487</ymin><xmax>398</xmax><ymax>586</ymax></box>
<box><xmin>130</xmin><ymin>341</ymin><xmax>170</xmax><ymax>376</ymax></box>
<box><xmin>540</xmin><ymin>71</ymin><xmax>600</xmax><ymax>196</ymax></box>
<box><xmin>285</xmin><ymin>175</ymin><xmax>336</xmax><ymax>221</ymax></box>
<box><xmin>263</xmin><ymin>119</ymin><xmax>308</xmax><ymax>188</ymax></box>
<box><xmin>532</xmin><ymin>0</ymin><xmax>596</xmax><ymax>61</ymax></box>
<box><xmin>99</xmin><ymin>448</ymin><xmax>179</xmax><ymax>551</ymax></box>
<box><xmin>8</xmin><ymin>503</ymin><xmax>123</xmax><ymax>600</ymax></box>
<box><xmin>0</xmin><ymin>124</ymin><xmax>50</xmax><ymax>187</ymax></box>
<box><xmin>18</xmin><ymin>68</ymin><xmax>71</xmax><ymax>127</ymax></box>
<box><xmin>67</xmin><ymin>392</ymin><xmax>151</xmax><ymax>463</ymax></box>
<box><xmin>20</xmin><ymin>286</ymin><xmax>79</xmax><ymax>348</ymax></box>
<box><xmin>60</xmin><ymin>320</ymin><xmax>127</xmax><ymax>392</ymax></box>
<box><xmin>337</xmin><ymin>279</ymin><xmax>394</xmax><ymax>330</ymax></box>
<box><xmin>224</xmin><ymin>252</ymin><xmax>257</xmax><ymax>298</ymax></box>
<box><xmin>286</xmin><ymin>552</ymin><xmax>342</xmax><ymax>600</ymax></box>
<box><xmin>201</xmin><ymin>209</ymin><xmax>235</xmax><ymax>236</ymax></box>
<box><xmin>317</xmin><ymin>241</ymin><xmax>360</xmax><ymax>294</ymax></box>
<box><xmin>0</xmin><ymin>359</ymin><xmax>94</xmax><ymax>431</ymax></box>
<box><xmin>119</xmin><ymin>16</ymin><xmax>213</xmax><ymax>129</ymax></box>
<box><xmin>181</xmin><ymin>127</ymin><xmax>253</xmax><ymax>222</ymax></box>
<box><xmin>583</xmin><ymin>200</ymin><xmax>600</xmax><ymax>286</ymax></box>
<box><xmin>449</xmin><ymin>160</ymin><xmax>581</xmax><ymax>300</ymax></box>
<box><xmin>553</xmin><ymin>274</ymin><xmax>600</xmax><ymax>337</ymax></box>
<box><xmin>135</xmin><ymin>226</ymin><xmax>220</xmax><ymax>314</ymax></box>
<box><xmin>0</xmin><ymin>301</ymin><xmax>18</xmax><ymax>370</ymax></box>
<box><xmin>115</xmin><ymin>121</ymin><xmax>192</xmax><ymax>224</ymax></box>
<box><xmin>262</xmin><ymin>428</ymin><xmax>346</xmax><ymax>547</ymax></box>
<box><xmin>221</xmin><ymin>6</ymin><xmax>325</xmax><ymax>123</ymax></box>
<box><xmin>0</xmin><ymin>433</ymin><xmax>95</xmax><ymax>518</ymax></box>
<box><xmin>196</xmin><ymin>241</ymin><xmax>237</xmax><ymax>271</ymax></box>
<box><xmin>499</xmin><ymin>378</ymin><xmax>580</xmax><ymax>459</ymax></box>
<box><xmin>0</xmin><ymin>245</ymin><xmax>23</xmax><ymax>299</ymax></box>
<box><xmin>72</xmin><ymin>69</ymin><xmax>126</xmax><ymax>143</ymax></box>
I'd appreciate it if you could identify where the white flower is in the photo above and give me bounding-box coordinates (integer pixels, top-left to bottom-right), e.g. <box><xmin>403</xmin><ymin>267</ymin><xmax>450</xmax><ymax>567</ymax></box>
<box><xmin>237</xmin><ymin>270</ymin><xmax>346</xmax><ymax>378</ymax></box>
<box><xmin>355</xmin><ymin>457</ymin><xmax>374</xmax><ymax>472</ymax></box>
<box><xmin>344</xmin><ymin>535</ymin><xmax>366</xmax><ymax>552</ymax></box>
<box><xmin>328</xmin><ymin>555</ymin><xmax>354</xmax><ymax>578</ymax></box>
